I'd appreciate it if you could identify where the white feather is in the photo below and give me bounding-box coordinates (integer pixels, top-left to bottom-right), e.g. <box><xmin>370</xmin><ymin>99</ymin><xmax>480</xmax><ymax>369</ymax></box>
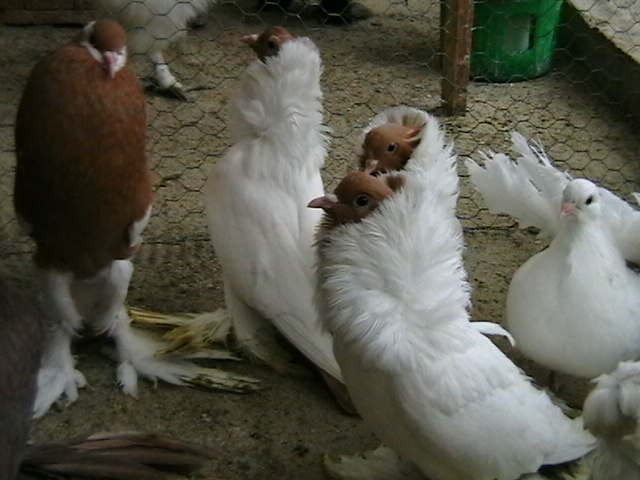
<box><xmin>505</xmin><ymin>180</ymin><xmax>640</xmax><ymax>378</ymax></box>
<box><xmin>204</xmin><ymin>37</ymin><xmax>340</xmax><ymax>380</ymax></box>
<box><xmin>469</xmin><ymin>135</ymin><xmax>640</xmax><ymax>379</ymax></box>
<box><xmin>466</xmin><ymin>132</ymin><xmax>640</xmax><ymax>263</ymax></box>
<box><xmin>581</xmin><ymin>361</ymin><xmax>640</xmax><ymax>480</ymax></box>
<box><xmin>316</xmin><ymin>119</ymin><xmax>594</xmax><ymax>480</ymax></box>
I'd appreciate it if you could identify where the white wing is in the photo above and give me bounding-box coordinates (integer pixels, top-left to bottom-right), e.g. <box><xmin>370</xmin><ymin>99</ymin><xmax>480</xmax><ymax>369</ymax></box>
<box><xmin>466</xmin><ymin>132</ymin><xmax>569</xmax><ymax>237</ymax></box>
<box><xmin>467</xmin><ymin>132</ymin><xmax>640</xmax><ymax>262</ymax></box>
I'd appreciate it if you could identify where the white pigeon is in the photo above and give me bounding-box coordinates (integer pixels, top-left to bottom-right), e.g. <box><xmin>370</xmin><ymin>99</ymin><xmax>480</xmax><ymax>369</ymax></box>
<box><xmin>313</xmin><ymin>117</ymin><xmax>594</xmax><ymax>480</ymax></box>
<box><xmin>465</xmin><ymin>132</ymin><xmax>640</xmax><ymax>264</ymax></box>
<box><xmin>467</xmin><ymin>136</ymin><xmax>640</xmax><ymax>380</ymax></box>
<box><xmin>203</xmin><ymin>32</ymin><xmax>345</xmax><ymax>402</ymax></box>
<box><xmin>96</xmin><ymin>0</ymin><xmax>216</xmax><ymax>99</ymax></box>
<box><xmin>579</xmin><ymin>360</ymin><xmax>640</xmax><ymax>480</ymax></box>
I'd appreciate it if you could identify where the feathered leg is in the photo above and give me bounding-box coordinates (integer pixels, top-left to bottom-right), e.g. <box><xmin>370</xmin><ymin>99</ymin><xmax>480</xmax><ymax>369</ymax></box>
<box><xmin>147</xmin><ymin>51</ymin><xmax>188</xmax><ymax>100</ymax></box>
<box><xmin>34</xmin><ymin>270</ymin><xmax>87</xmax><ymax>418</ymax></box>
<box><xmin>224</xmin><ymin>277</ymin><xmax>307</xmax><ymax>376</ymax></box>
<box><xmin>82</xmin><ymin>261</ymin><xmax>262</xmax><ymax>396</ymax></box>
<box><xmin>81</xmin><ymin>260</ymin><xmax>188</xmax><ymax>396</ymax></box>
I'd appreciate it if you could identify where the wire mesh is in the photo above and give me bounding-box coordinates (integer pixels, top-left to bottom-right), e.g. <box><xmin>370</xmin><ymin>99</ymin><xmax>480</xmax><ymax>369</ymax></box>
<box><xmin>1</xmin><ymin>0</ymin><xmax>639</xmax><ymax>273</ymax></box>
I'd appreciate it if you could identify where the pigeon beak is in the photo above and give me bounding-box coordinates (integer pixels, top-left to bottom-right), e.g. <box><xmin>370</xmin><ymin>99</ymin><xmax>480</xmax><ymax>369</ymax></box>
<box><xmin>363</xmin><ymin>159</ymin><xmax>379</xmax><ymax>175</ymax></box>
<box><xmin>103</xmin><ymin>51</ymin><xmax>118</xmax><ymax>79</ymax></box>
<box><xmin>560</xmin><ymin>202</ymin><xmax>576</xmax><ymax>218</ymax></box>
<box><xmin>308</xmin><ymin>194</ymin><xmax>338</xmax><ymax>211</ymax></box>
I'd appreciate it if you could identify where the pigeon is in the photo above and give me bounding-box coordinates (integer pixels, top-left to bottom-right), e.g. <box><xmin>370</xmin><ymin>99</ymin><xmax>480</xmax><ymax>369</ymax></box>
<box><xmin>465</xmin><ymin>132</ymin><xmax>640</xmax><ymax>264</ymax></box>
<box><xmin>203</xmin><ymin>29</ymin><xmax>350</xmax><ymax>409</ymax></box>
<box><xmin>358</xmin><ymin>106</ymin><xmax>424</xmax><ymax>173</ymax></box>
<box><xmin>96</xmin><ymin>0</ymin><xmax>216</xmax><ymax>99</ymax></box>
<box><xmin>312</xmin><ymin>115</ymin><xmax>595</xmax><ymax>480</ymax></box>
<box><xmin>13</xmin><ymin>20</ymin><xmax>256</xmax><ymax>418</ymax></box>
<box><xmin>467</xmin><ymin>134</ymin><xmax>640</xmax><ymax>380</ymax></box>
<box><xmin>580</xmin><ymin>360</ymin><xmax>640</xmax><ymax>480</ymax></box>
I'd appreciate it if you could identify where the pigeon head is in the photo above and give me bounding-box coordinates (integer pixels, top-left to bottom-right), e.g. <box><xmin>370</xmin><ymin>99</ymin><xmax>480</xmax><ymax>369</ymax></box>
<box><xmin>79</xmin><ymin>20</ymin><xmax>128</xmax><ymax>79</ymax></box>
<box><xmin>308</xmin><ymin>167</ymin><xmax>396</xmax><ymax>228</ymax></box>
<box><xmin>240</xmin><ymin>26</ymin><xmax>294</xmax><ymax>63</ymax></box>
<box><xmin>560</xmin><ymin>179</ymin><xmax>601</xmax><ymax>221</ymax></box>
<box><xmin>359</xmin><ymin>123</ymin><xmax>422</xmax><ymax>174</ymax></box>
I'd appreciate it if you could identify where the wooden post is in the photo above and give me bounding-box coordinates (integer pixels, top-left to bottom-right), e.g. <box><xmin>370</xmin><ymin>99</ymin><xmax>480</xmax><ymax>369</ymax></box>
<box><xmin>441</xmin><ymin>0</ymin><xmax>474</xmax><ymax>116</ymax></box>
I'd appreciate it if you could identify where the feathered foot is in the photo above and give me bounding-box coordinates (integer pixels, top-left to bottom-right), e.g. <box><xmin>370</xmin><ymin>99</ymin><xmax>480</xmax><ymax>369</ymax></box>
<box><xmin>20</xmin><ymin>432</ymin><xmax>213</xmax><ymax>479</ymax></box>
<box><xmin>34</xmin><ymin>330</ymin><xmax>87</xmax><ymax>418</ymax></box>
<box><xmin>323</xmin><ymin>446</ymin><xmax>423</xmax><ymax>480</ymax></box>
<box><xmin>108</xmin><ymin>310</ymin><xmax>261</xmax><ymax>396</ymax></box>
<box><xmin>34</xmin><ymin>270</ymin><xmax>89</xmax><ymax>418</ymax></box>
<box><xmin>145</xmin><ymin>52</ymin><xmax>188</xmax><ymax>101</ymax></box>
<box><xmin>89</xmin><ymin>261</ymin><xmax>260</xmax><ymax>396</ymax></box>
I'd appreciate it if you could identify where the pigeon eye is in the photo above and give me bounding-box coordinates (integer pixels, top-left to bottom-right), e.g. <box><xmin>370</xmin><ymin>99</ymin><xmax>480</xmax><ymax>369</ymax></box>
<box><xmin>585</xmin><ymin>195</ymin><xmax>594</xmax><ymax>205</ymax></box>
<box><xmin>387</xmin><ymin>143</ymin><xmax>398</xmax><ymax>153</ymax></box>
<box><xmin>355</xmin><ymin>195</ymin><xmax>369</xmax><ymax>207</ymax></box>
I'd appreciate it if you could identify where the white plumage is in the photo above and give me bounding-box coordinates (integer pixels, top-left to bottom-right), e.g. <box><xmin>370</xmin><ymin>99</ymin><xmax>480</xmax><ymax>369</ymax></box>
<box><xmin>204</xmin><ymin>37</ymin><xmax>342</xmax><ymax>387</ymax></box>
<box><xmin>316</xmin><ymin>114</ymin><xmax>594</xmax><ymax>480</ymax></box>
<box><xmin>96</xmin><ymin>0</ymin><xmax>215</xmax><ymax>98</ymax></box>
<box><xmin>581</xmin><ymin>360</ymin><xmax>640</xmax><ymax>480</ymax></box>
<box><xmin>465</xmin><ymin>132</ymin><xmax>640</xmax><ymax>263</ymax></box>
<box><xmin>466</xmin><ymin>135</ymin><xmax>640</xmax><ymax>379</ymax></box>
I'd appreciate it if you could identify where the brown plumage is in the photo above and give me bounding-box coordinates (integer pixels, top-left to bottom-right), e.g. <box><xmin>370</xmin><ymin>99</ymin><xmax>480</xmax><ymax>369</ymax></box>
<box><xmin>14</xmin><ymin>19</ymin><xmax>152</xmax><ymax>279</ymax></box>
<box><xmin>239</xmin><ymin>26</ymin><xmax>294</xmax><ymax>62</ymax></box>
<box><xmin>0</xmin><ymin>278</ymin><xmax>212</xmax><ymax>480</ymax></box>
<box><xmin>308</xmin><ymin>166</ymin><xmax>400</xmax><ymax>228</ymax></box>
<box><xmin>359</xmin><ymin>123</ymin><xmax>422</xmax><ymax>174</ymax></box>
<box><xmin>12</xmin><ymin>20</ymin><xmax>182</xmax><ymax>419</ymax></box>
<box><xmin>0</xmin><ymin>278</ymin><xmax>43</xmax><ymax>480</ymax></box>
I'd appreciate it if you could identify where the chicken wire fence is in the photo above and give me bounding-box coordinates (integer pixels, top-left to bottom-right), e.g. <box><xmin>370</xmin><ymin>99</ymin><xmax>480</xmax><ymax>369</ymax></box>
<box><xmin>1</xmin><ymin>0</ymin><xmax>640</xmax><ymax>257</ymax></box>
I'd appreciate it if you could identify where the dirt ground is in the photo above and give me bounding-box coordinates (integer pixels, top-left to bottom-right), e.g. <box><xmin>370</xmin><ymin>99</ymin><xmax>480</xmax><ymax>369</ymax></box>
<box><xmin>2</xmin><ymin>1</ymin><xmax>640</xmax><ymax>479</ymax></box>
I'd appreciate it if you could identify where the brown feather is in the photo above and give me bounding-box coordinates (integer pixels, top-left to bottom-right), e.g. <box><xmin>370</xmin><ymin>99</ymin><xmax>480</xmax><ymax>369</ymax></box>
<box><xmin>21</xmin><ymin>432</ymin><xmax>213</xmax><ymax>479</ymax></box>
<box><xmin>14</xmin><ymin>20</ymin><xmax>152</xmax><ymax>278</ymax></box>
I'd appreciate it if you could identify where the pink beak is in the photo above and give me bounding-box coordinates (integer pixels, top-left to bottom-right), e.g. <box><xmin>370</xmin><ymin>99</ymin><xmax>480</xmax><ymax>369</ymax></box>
<box><xmin>103</xmin><ymin>51</ymin><xmax>118</xmax><ymax>79</ymax></box>
<box><xmin>560</xmin><ymin>202</ymin><xmax>575</xmax><ymax>218</ymax></box>
<box><xmin>308</xmin><ymin>195</ymin><xmax>337</xmax><ymax>211</ymax></box>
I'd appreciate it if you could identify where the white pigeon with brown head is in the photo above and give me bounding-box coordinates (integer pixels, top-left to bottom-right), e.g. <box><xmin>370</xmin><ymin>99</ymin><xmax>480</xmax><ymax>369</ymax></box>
<box><xmin>203</xmin><ymin>27</ymin><xmax>352</xmax><ymax>410</ymax></box>
<box><xmin>314</xmin><ymin>115</ymin><xmax>595</xmax><ymax>480</ymax></box>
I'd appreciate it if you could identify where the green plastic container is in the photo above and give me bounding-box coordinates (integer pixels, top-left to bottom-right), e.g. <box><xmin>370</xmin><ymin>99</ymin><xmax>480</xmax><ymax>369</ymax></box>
<box><xmin>471</xmin><ymin>0</ymin><xmax>563</xmax><ymax>82</ymax></box>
